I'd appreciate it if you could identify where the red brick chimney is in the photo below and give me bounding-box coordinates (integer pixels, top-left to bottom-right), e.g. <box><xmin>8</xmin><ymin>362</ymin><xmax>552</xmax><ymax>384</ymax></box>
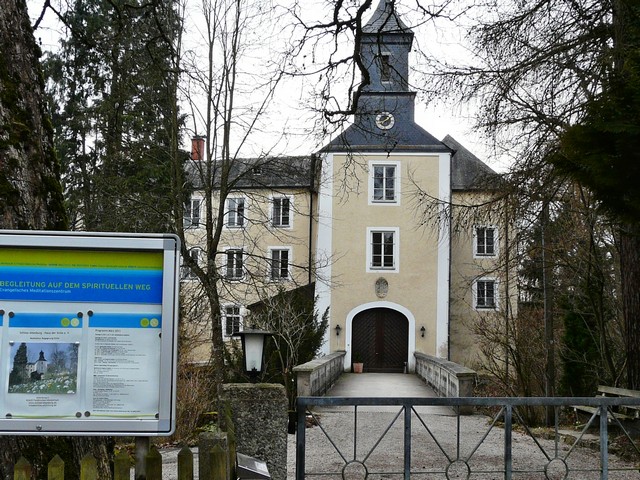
<box><xmin>191</xmin><ymin>136</ymin><xmax>205</xmax><ymax>161</ymax></box>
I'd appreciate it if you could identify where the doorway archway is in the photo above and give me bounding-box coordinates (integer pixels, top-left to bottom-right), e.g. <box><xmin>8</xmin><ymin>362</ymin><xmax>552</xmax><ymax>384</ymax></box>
<box><xmin>351</xmin><ymin>307</ymin><xmax>409</xmax><ymax>373</ymax></box>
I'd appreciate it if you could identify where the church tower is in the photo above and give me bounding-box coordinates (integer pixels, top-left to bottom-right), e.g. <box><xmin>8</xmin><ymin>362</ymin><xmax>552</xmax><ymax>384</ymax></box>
<box><xmin>317</xmin><ymin>0</ymin><xmax>453</xmax><ymax>372</ymax></box>
<box><xmin>326</xmin><ymin>0</ymin><xmax>448</xmax><ymax>154</ymax></box>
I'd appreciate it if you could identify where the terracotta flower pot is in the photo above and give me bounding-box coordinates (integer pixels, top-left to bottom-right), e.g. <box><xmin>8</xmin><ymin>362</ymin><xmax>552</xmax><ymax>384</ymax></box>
<box><xmin>353</xmin><ymin>362</ymin><xmax>364</xmax><ymax>374</ymax></box>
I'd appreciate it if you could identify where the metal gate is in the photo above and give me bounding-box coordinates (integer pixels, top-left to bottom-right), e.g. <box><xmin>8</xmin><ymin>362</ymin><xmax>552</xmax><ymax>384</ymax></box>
<box><xmin>296</xmin><ymin>396</ymin><xmax>640</xmax><ymax>479</ymax></box>
<box><xmin>352</xmin><ymin>308</ymin><xmax>408</xmax><ymax>373</ymax></box>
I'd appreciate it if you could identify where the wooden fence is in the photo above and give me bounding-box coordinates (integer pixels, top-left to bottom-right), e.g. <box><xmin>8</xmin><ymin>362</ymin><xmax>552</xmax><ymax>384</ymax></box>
<box><xmin>12</xmin><ymin>444</ymin><xmax>230</xmax><ymax>480</ymax></box>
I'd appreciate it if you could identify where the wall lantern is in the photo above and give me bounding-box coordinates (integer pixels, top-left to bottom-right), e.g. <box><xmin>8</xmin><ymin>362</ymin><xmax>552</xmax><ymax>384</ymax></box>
<box><xmin>420</xmin><ymin>326</ymin><xmax>426</xmax><ymax>338</ymax></box>
<box><xmin>335</xmin><ymin>324</ymin><xmax>342</xmax><ymax>337</ymax></box>
<box><xmin>233</xmin><ymin>328</ymin><xmax>272</xmax><ymax>382</ymax></box>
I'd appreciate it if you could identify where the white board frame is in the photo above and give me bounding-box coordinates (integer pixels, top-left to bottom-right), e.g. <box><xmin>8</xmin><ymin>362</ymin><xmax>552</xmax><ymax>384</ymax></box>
<box><xmin>0</xmin><ymin>230</ymin><xmax>180</xmax><ymax>436</ymax></box>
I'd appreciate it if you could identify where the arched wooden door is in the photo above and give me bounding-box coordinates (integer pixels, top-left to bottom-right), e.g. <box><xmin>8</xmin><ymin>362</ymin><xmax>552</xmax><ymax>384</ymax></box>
<box><xmin>351</xmin><ymin>308</ymin><xmax>408</xmax><ymax>373</ymax></box>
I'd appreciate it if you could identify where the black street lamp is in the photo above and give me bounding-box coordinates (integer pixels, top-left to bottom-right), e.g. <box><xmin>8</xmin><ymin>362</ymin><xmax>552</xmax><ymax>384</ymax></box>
<box><xmin>233</xmin><ymin>328</ymin><xmax>272</xmax><ymax>382</ymax></box>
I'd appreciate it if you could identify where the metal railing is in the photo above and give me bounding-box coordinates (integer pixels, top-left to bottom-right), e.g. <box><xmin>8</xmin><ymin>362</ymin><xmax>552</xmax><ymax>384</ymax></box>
<box><xmin>295</xmin><ymin>396</ymin><xmax>640</xmax><ymax>479</ymax></box>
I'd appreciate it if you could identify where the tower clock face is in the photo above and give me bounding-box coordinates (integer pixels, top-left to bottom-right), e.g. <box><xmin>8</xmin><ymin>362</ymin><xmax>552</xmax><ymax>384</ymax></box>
<box><xmin>375</xmin><ymin>112</ymin><xmax>395</xmax><ymax>130</ymax></box>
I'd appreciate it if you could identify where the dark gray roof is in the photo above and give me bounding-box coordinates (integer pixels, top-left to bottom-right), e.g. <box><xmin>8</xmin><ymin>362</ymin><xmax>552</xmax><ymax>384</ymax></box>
<box><xmin>322</xmin><ymin>93</ymin><xmax>450</xmax><ymax>153</ymax></box>
<box><xmin>363</xmin><ymin>0</ymin><xmax>411</xmax><ymax>34</ymax></box>
<box><xmin>185</xmin><ymin>156</ymin><xmax>317</xmax><ymax>191</ymax></box>
<box><xmin>443</xmin><ymin>135</ymin><xmax>500</xmax><ymax>191</ymax></box>
<box><xmin>323</xmin><ymin>120</ymin><xmax>450</xmax><ymax>153</ymax></box>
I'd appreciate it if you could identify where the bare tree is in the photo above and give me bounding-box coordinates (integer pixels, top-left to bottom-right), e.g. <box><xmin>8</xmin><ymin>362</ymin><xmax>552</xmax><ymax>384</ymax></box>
<box><xmin>173</xmin><ymin>0</ymin><xmax>315</xmax><ymax>389</ymax></box>
<box><xmin>425</xmin><ymin>0</ymin><xmax>640</xmax><ymax>390</ymax></box>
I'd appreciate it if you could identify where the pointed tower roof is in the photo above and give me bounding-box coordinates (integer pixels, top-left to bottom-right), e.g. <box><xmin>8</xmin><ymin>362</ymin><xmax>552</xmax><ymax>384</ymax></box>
<box><xmin>363</xmin><ymin>0</ymin><xmax>412</xmax><ymax>34</ymax></box>
<box><xmin>322</xmin><ymin>0</ymin><xmax>446</xmax><ymax>153</ymax></box>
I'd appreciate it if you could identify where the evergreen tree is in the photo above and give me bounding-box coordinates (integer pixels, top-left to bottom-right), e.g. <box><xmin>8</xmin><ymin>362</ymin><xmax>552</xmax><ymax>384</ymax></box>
<box><xmin>9</xmin><ymin>343</ymin><xmax>28</xmax><ymax>386</ymax></box>
<box><xmin>45</xmin><ymin>0</ymin><xmax>183</xmax><ymax>232</ymax></box>
<box><xmin>552</xmin><ymin>0</ymin><xmax>640</xmax><ymax>388</ymax></box>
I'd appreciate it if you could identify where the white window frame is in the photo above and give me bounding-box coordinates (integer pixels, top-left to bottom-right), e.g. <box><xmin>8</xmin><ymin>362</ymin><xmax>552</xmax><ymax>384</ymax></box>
<box><xmin>181</xmin><ymin>247</ymin><xmax>201</xmax><ymax>280</ymax></box>
<box><xmin>271</xmin><ymin>196</ymin><xmax>292</xmax><ymax>228</ymax></box>
<box><xmin>269</xmin><ymin>247</ymin><xmax>291</xmax><ymax>281</ymax></box>
<box><xmin>366</xmin><ymin>227</ymin><xmax>400</xmax><ymax>273</ymax></box>
<box><xmin>474</xmin><ymin>277</ymin><xmax>499</xmax><ymax>310</ymax></box>
<box><xmin>223</xmin><ymin>304</ymin><xmax>243</xmax><ymax>337</ymax></box>
<box><xmin>184</xmin><ymin>196</ymin><xmax>202</xmax><ymax>228</ymax></box>
<box><xmin>368</xmin><ymin>161</ymin><xmax>400</xmax><ymax>205</ymax></box>
<box><xmin>226</xmin><ymin>196</ymin><xmax>246</xmax><ymax>229</ymax></box>
<box><xmin>224</xmin><ymin>248</ymin><xmax>244</xmax><ymax>280</ymax></box>
<box><xmin>474</xmin><ymin>225</ymin><xmax>498</xmax><ymax>258</ymax></box>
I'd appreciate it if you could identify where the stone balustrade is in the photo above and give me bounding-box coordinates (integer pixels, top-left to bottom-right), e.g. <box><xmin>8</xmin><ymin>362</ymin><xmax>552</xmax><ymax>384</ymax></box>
<box><xmin>414</xmin><ymin>352</ymin><xmax>477</xmax><ymax>413</ymax></box>
<box><xmin>293</xmin><ymin>351</ymin><xmax>346</xmax><ymax>397</ymax></box>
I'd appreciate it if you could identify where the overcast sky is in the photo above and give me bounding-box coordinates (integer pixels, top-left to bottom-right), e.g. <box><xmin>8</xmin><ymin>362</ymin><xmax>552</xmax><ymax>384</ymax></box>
<box><xmin>27</xmin><ymin>0</ymin><xmax>499</xmax><ymax>170</ymax></box>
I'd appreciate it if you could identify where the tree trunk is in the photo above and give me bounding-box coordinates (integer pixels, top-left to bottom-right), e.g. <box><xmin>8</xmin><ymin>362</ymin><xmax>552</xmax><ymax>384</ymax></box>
<box><xmin>0</xmin><ymin>0</ymin><xmax>66</xmax><ymax>230</ymax></box>
<box><xmin>0</xmin><ymin>0</ymin><xmax>113</xmax><ymax>478</ymax></box>
<box><xmin>621</xmin><ymin>225</ymin><xmax>640</xmax><ymax>389</ymax></box>
<box><xmin>612</xmin><ymin>0</ymin><xmax>640</xmax><ymax>390</ymax></box>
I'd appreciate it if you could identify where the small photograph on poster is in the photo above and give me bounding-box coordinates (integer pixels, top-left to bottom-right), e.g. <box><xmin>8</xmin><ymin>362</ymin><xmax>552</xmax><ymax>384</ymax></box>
<box><xmin>8</xmin><ymin>342</ymin><xmax>79</xmax><ymax>395</ymax></box>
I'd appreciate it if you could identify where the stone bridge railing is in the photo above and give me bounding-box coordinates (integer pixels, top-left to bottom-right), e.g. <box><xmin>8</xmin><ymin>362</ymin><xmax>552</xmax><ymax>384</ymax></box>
<box><xmin>293</xmin><ymin>351</ymin><xmax>346</xmax><ymax>397</ymax></box>
<box><xmin>414</xmin><ymin>352</ymin><xmax>477</xmax><ymax>412</ymax></box>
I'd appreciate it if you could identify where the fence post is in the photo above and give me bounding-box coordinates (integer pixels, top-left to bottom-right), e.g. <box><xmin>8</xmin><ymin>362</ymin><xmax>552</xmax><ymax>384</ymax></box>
<box><xmin>135</xmin><ymin>437</ymin><xmax>150</xmax><ymax>480</ymax></box>
<box><xmin>600</xmin><ymin>405</ymin><xmax>609</xmax><ymax>480</ymax></box>
<box><xmin>211</xmin><ymin>445</ymin><xmax>228</xmax><ymax>480</ymax></box>
<box><xmin>114</xmin><ymin>450</ymin><xmax>131</xmax><ymax>480</ymax></box>
<box><xmin>296</xmin><ymin>401</ymin><xmax>306</xmax><ymax>480</ymax></box>
<box><xmin>504</xmin><ymin>405</ymin><xmax>512</xmax><ymax>480</ymax></box>
<box><xmin>223</xmin><ymin>402</ymin><xmax>237</xmax><ymax>480</ymax></box>
<box><xmin>48</xmin><ymin>454</ymin><xmax>64</xmax><ymax>480</ymax></box>
<box><xmin>199</xmin><ymin>430</ymin><xmax>230</xmax><ymax>480</ymax></box>
<box><xmin>80</xmin><ymin>454</ymin><xmax>98</xmax><ymax>480</ymax></box>
<box><xmin>146</xmin><ymin>446</ymin><xmax>162</xmax><ymax>480</ymax></box>
<box><xmin>13</xmin><ymin>457</ymin><xmax>30</xmax><ymax>480</ymax></box>
<box><xmin>178</xmin><ymin>445</ymin><xmax>194</xmax><ymax>480</ymax></box>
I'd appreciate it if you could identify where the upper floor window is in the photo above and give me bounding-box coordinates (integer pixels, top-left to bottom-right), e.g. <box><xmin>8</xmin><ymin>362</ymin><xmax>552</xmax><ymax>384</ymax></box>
<box><xmin>181</xmin><ymin>248</ymin><xmax>200</xmax><ymax>280</ymax></box>
<box><xmin>224</xmin><ymin>305</ymin><xmax>242</xmax><ymax>337</ymax></box>
<box><xmin>380</xmin><ymin>53</ymin><xmax>391</xmax><ymax>82</ymax></box>
<box><xmin>225</xmin><ymin>249</ymin><xmax>244</xmax><ymax>280</ymax></box>
<box><xmin>367</xmin><ymin>228</ymin><xmax>399</xmax><ymax>272</ymax></box>
<box><xmin>272</xmin><ymin>197</ymin><xmax>291</xmax><ymax>228</ymax></box>
<box><xmin>184</xmin><ymin>197</ymin><xmax>201</xmax><ymax>228</ymax></box>
<box><xmin>370</xmin><ymin>162</ymin><xmax>399</xmax><ymax>204</ymax></box>
<box><xmin>226</xmin><ymin>197</ymin><xmax>245</xmax><ymax>228</ymax></box>
<box><xmin>475</xmin><ymin>278</ymin><xmax>497</xmax><ymax>310</ymax></box>
<box><xmin>475</xmin><ymin>226</ymin><xmax>497</xmax><ymax>257</ymax></box>
<box><xmin>270</xmin><ymin>248</ymin><xmax>290</xmax><ymax>281</ymax></box>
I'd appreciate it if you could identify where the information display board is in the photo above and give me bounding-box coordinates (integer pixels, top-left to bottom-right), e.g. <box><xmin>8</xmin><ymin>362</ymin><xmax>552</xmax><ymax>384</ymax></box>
<box><xmin>0</xmin><ymin>231</ymin><xmax>180</xmax><ymax>436</ymax></box>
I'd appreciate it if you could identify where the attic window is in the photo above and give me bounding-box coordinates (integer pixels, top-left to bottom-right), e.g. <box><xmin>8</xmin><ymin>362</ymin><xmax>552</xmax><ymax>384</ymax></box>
<box><xmin>253</xmin><ymin>166</ymin><xmax>262</xmax><ymax>176</ymax></box>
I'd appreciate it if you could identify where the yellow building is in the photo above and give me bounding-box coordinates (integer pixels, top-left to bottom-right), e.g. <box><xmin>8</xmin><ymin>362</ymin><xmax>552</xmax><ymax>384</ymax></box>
<box><xmin>180</xmin><ymin>155</ymin><xmax>319</xmax><ymax>364</ymax></box>
<box><xmin>182</xmin><ymin>0</ymin><xmax>515</xmax><ymax>372</ymax></box>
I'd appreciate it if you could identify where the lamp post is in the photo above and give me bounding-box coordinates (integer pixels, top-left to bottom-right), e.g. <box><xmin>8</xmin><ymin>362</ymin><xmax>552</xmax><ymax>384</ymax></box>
<box><xmin>233</xmin><ymin>328</ymin><xmax>272</xmax><ymax>382</ymax></box>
